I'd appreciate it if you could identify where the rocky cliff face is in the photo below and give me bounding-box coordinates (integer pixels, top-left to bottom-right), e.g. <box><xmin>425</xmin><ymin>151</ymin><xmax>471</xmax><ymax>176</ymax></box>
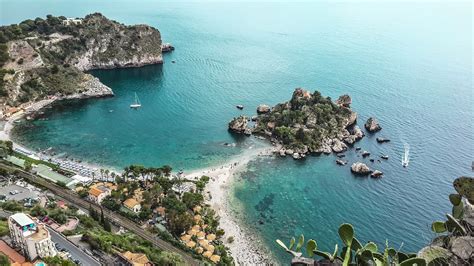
<box><xmin>0</xmin><ymin>13</ymin><xmax>162</xmax><ymax>108</ymax></box>
<box><xmin>64</xmin><ymin>13</ymin><xmax>163</xmax><ymax>71</ymax></box>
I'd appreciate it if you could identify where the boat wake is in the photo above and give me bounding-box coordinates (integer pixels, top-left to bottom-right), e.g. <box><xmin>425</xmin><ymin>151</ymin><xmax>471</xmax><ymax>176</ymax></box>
<box><xmin>402</xmin><ymin>143</ymin><xmax>410</xmax><ymax>167</ymax></box>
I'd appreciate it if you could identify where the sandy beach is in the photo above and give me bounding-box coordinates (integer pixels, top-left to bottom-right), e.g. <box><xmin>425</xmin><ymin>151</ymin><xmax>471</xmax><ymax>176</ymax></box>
<box><xmin>184</xmin><ymin>145</ymin><xmax>278</xmax><ymax>265</ymax></box>
<box><xmin>2</xmin><ymin>98</ymin><xmax>279</xmax><ymax>264</ymax></box>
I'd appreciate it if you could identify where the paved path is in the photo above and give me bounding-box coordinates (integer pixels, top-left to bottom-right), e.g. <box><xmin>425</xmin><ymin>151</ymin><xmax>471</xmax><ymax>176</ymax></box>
<box><xmin>0</xmin><ymin>161</ymin><xmax>199</xmax><ymax>265</ymax></box>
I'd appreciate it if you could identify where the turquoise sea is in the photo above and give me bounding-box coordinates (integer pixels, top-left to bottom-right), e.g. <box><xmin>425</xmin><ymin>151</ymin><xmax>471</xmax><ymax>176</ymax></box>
<box><xmin>2</xmin><ymin>0</ymin><xmax>472</xmax><ymax>263</ymax></box>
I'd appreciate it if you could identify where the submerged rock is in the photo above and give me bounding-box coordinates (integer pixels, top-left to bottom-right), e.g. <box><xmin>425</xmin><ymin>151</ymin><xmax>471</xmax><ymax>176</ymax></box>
<box><xmin>336</xmin><ymin>159</ymin><xmax>347</xmax><ymax>166</ymax></box>
<box><xmin>351</xmin><ymin>162</ymin><xmax>371</xmax><ymax>175</ymax></box>
<box><xmin>365</xmin><ymin>117</ymin><xmax>382</xmax><ymax>132</ymax></box>
<box><xmin>362</xmin><ymin>151</ymin><xmax>371</xmax><ymax>157</ymax></box>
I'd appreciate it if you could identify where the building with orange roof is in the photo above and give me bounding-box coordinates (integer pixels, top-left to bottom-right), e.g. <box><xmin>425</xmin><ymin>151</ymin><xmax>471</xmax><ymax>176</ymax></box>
<box><xmin>117</xmin><ymin>251</ymin><xmax>152</xmax><ymax>266</ymax></box>
<box><xmin>0</xmin><ymin>240</ymin><xmax>32</xmax><ymax>265</ymax></box>
<box><xmin>88</xmin><ymin>183</ymin><xmax>112</xmax><ymax>204</ymax></box>
<box><xmin>123</xmin><ymin>198</ymin><xmax>141</xmax><ymax>213</ymax></box>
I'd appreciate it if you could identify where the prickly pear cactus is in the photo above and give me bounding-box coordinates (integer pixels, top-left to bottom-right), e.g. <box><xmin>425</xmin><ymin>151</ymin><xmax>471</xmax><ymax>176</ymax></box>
<box><xmin>453</xmin><ymin>176</ymin><xmax>474</xmax><ymax>204</ymax></box>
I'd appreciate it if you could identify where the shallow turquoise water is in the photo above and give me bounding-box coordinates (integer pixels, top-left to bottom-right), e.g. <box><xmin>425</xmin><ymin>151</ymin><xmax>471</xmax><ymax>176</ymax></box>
<box><xmin>3</xmin><ymin>0</ymin><xmax>473</xmax><ymax>263</ymax></box>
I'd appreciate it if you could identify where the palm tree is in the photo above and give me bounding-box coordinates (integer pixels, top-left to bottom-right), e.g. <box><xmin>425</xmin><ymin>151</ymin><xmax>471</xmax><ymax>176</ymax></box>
<box><xmin>104</xmin><ymin>169</ymin><xmax>110</xmax><ymax>181</ymax></box>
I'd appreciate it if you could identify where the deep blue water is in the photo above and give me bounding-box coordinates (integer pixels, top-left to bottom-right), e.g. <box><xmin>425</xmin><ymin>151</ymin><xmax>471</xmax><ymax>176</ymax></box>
<box><xmin>2</xmin><ymin>0</ymin><xmax>473</xmax><ymax>263</ymax></box>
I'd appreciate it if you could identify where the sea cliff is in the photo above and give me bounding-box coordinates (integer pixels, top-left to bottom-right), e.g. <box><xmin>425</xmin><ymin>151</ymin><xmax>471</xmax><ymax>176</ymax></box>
<box><xmin>0</xmin><ymin>13</ymin><xmax>163</xmax><ymax>112</ymax></box>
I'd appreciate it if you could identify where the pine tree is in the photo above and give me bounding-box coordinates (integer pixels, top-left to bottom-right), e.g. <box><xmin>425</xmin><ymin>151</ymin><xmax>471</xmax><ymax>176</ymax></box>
<box><xmin>100</xmin><ymin>208</ymin><xmax>105</xmax><ymax>224</ymax></box>
<box><xmin>103</xmin><ymin>218</ymin><xmax>111</xmax><ymax>232</ymax></box>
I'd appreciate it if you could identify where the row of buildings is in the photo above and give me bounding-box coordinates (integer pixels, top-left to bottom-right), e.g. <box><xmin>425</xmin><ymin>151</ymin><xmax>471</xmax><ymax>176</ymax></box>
<box><xmin>87</xmin><ymin>182</ymin><xmax>142</xmax><ymax>214</ymax></box>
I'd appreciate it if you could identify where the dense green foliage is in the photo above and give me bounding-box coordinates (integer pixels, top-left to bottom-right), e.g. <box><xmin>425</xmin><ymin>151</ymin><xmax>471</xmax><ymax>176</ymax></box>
<box><xmin>0</xmin><ymin>253</ymin><xmax>10</xmax><ymax>266</ymax></box>
<box><xmin>0</xmin><ymin>219</ymin><xmax>9</xmax><ymax>237</ymax></box>
<box><xmin>255</xmin><ymin>89</ymin><xmax>351</xmax><ymax>150</ymax></box>
<box><xmin>0</xmin><ymin>200</ymin><xmax>23</xmax><ymax>212</ymax></box>
<box><xmin>43</xmin><ymin>256</ymin><xmax>76</xmax><ymax>266</ymax></box>
<box><xmin>0</xmin><ymin>140</ymin><xmax>13</xmax><ymax>158</ymax></box>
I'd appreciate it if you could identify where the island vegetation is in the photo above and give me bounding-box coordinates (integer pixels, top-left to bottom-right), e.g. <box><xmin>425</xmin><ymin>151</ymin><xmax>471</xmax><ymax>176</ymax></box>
<box><xmin>230</xmin><ymin>88</ymin><xmax>362</xmax><ymax>159</ymax></box>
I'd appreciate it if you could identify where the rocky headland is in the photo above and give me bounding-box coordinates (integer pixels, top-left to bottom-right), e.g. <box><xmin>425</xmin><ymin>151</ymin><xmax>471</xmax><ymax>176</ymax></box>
<box><xmin>0</xmin><ymin>13</ymin><xmax>163</xmax><ymax>112</ymax></box>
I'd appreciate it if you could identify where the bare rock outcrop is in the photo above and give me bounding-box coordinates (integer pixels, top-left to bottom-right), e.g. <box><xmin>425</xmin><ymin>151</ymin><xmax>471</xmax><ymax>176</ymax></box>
<box><xmin>336</xmin><ymin>94</ymin><xmax>352</xmax><ymax>107</ymax></box>
<box><xmin>351</xmin><ymin>162</ymin><xmax>372</xmax><ymax>175</ymax></box>
<box><xmin>365</xmin><ymin>117</ymin><xmax>382</xmax><ymax>132</ymax></box>
<box><xmin>228</xmin><ymin>116</ymin><xmax>250</xmax><ymax>135</ymax></box>
<box><xmin>256</xmin><ymin>104</ymin><xmax>271</xmax><ymax>114</ymax></box>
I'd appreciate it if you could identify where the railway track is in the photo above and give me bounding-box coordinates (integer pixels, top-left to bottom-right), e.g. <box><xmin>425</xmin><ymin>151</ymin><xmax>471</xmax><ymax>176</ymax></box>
<box><xmin>0</xmin><ymin>161</ymin><xmax>199</xmax><ymax>265</ymax></box>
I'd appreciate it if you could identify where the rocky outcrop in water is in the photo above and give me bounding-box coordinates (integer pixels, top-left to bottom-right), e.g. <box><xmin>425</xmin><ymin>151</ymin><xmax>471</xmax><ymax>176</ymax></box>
<box><xmin>228</xmin><ymin>115</ymin><xmax>251</xmax><ymax>135</ymax></box>
<box><xmin>351</xmin><ymin>162</ymin><xmax>371</xmax><ymax>175</ymax></box>
<box><xmin>257</xmin><ymin>104</ymin><xmax>271</xmax><ymax>114</ymax></box>
<box><xmin>249</xmin><ymin>88</ymin><xmax>365</xmax><ymax>158</ymax></box>
<box><xmin>335</xmin><ymin>94</ymin><xmax>352</xmax><ymax>107</ymax></box>
<box><xmin>365</xmin><ymin>117</ymin><xmax>382</xmax><ymax>132</ymax></box>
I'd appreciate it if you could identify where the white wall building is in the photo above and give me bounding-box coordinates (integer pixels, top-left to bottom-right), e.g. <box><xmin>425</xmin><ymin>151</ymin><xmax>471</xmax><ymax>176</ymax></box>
<box><xmin>8</xmin><ymin>213</ymin><xmax>57</xmax><ymax>261</ymax></box>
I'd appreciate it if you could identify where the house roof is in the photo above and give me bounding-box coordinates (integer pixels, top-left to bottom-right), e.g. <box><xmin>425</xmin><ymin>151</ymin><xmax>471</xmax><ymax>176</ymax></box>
<box><xmin>10</xmin><ymin>213</ymin><xmax>34</xmax><ymax>227</ymax></box>
<box><xmin>123</xmin><ymin>198</ymin><xmax>140</xmax><ymax>209</ymax></box>
<box><xmin>88</xmin><ymin>187</ymin><xmax>104</xmax><ymax>197</ymax></box>
<box><xmin>121</xmin><ymin>251</ymin><xmax>150</xmax><ymax>266</ymax></box>
<box><xmin>0</xmin><ymin>240</ymin><xmax>26</xmax><ymax>263</ymax></box>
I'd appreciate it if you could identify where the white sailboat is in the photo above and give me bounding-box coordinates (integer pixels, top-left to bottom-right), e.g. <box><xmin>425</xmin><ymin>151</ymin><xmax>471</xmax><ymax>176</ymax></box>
<box><xmin>402</xmin><ymin>144</ymin><xmax>410</xmax><ymax>167</ymax></box>
<box><xmin>130</xmin><ymin>92</ymin><xmax>141</xmax><ymax>109</ymax></box>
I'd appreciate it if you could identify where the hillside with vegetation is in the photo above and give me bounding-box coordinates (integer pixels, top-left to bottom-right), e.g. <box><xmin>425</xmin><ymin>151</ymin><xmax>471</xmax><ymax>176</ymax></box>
<box><xmin>0</xmin><ymin>13</ymin><xmax>163</xmax><ymax>108</ymax></box>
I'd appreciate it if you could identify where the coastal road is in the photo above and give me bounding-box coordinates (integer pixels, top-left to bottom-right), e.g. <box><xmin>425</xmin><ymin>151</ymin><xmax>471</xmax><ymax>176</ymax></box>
<box><xmin>48</xmin><ymin>227</ymin><xmax>101</xmax><ymax>266</ymax></box>
<box><xmin>0</xmin><ymin>161</ymin><xmax>199</xmax><ymax>265</ymax></box>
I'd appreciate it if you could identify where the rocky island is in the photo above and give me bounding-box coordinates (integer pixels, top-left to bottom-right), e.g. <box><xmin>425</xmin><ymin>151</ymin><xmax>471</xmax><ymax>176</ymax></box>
<box><xmin>0</xmin><ymin>13</ymin><xmax>163</xmax><ymax>113</ymax></box>
<box><xmin>229</xmin><ymin>88</ymin><xmax>364</xmax><ymax>158</ymax></box>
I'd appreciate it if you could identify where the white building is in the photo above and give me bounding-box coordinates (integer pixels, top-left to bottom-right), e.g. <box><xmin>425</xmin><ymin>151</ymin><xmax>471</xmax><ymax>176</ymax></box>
<box><xmin>62</xmin><ymin>18</ymin><xmax>83</xmax><ymax>26</ymax></box>
<box><xmin>123</xmin><ymin>198</ymin><xmax>141</xmax><ymax>213</ymax></box>
<box><xmin>8</xmin><ymin>213</ymin><xmax>57</xmax><ymax>261</ymax></box>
